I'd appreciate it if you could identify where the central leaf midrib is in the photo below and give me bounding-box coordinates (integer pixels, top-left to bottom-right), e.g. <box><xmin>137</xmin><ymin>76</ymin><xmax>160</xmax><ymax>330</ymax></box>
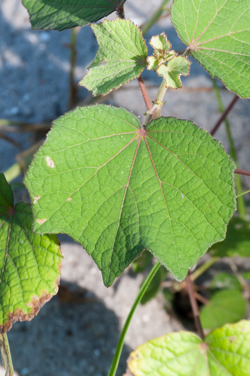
<box><xmin>106</xmin><ymin>136</ymin><xmax>142</xmax><ymax>284</ymax></box>
<box><xmin>144</xmin><ymin>136</ymin><xmax>180</xmax><ymax>272</ymax></box>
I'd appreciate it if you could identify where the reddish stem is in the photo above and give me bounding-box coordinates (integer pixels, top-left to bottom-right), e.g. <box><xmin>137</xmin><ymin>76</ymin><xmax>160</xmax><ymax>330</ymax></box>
<box><xmin>235</xmin><ymin>169</ymin><xmax>250</xmax><ymax>177</ymax></box>
<box><xmin>210</xmin><ymin>95</ymin><xmax>239</xmax><ymax>135</ymax></box>
<box><xmin>137</xmin><ymin>76</ymin><xmax>152</xmax><ymax>112</ymax></box>
<box><xmin>186</xmin><ymin>273</ymin><xmax>205</xmax><ymax>340</ymax></box>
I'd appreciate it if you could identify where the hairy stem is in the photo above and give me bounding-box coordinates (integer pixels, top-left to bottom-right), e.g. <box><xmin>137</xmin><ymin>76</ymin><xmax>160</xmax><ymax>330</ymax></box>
<box><xmin>137</xmin><ymin>76</ymin><xmax>152</xmax><ymax>111</ymax></box>
<box><xmin>143</xmin><ymin>79</ymin><xmax>167</xmax><ymax>127</ymax></box>
<box><xmin>186</xmin><ymin>273</ymin><xmax>205</xmax><ymax>340</ymax></box>
<box><xmin>141</xmin><ymin>0</ymin><xmax>170</xmax><ymax>36</ymax></box>
<box><xmin>107</xmin><ymin>261</ymin><xmax>161</xmax><ymax>376</ymax></box>
<box><xmin>210</xmin><ymin>94</ymin><xmax>239</xmax><ymax>136</ymax></box>
<box><xmin>212</xmin><ymin>79</ymin><xmax>245</xmax><ymax>219</ymax></box>
<box><xmin>0</xmin><ymin>333</ymin><xmax>14</xmax><ymax>376</ymax></box>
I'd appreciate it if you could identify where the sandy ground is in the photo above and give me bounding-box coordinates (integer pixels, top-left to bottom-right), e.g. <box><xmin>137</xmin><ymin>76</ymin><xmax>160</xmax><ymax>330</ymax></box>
<box><xmin>1</xmin><ymin>0</ymin><xmax>250</xmax><ymax>375</ymax></box>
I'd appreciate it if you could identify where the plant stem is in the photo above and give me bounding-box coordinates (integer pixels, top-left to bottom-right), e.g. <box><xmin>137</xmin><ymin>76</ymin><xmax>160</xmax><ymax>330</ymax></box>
<box><xmin>191</xmin><ymin>257</ymin><xmax>219</xmax><ymax>282</ymax></box>
<box><xmin>117</xmin><ymin>1</ymin><xmax>125</xmax><ymax>19</ymax></box>
<box><xmin>210</xmin><ymin>94</ymin><xmax>239</xmax><ymax>136</ymax></box>
<box><xmin>235</xmin><ymin>169</ymin><xmax>250</xmax><ymax>177</ymax></box>
<box><xmin>0</xmin><ymin>333</ymin><xmax>14</xmax><ymax>376</ymax></box>
<box><xmin>141</xmin><ymin>0</ymin><xmax>170</xmax><ymax>36</ymax></box>
<box><xmin>107</xmin><ymin>261</ymin><xmax>161</xmax><ymax>376</ymax></box>
<box><xmin>68</xmin><ymin>27</ymin><xmax>78</xmax><ymax>109</ymax></box>
<box><xmin>143</xmin><ymin>79</ymin><xmax>167</xmax><ymax>127</ymax></box>
<box><xmin>212</xmin><ymin>79</ymin><xmax>245</xmax><ymax>219</ymax></box>
<box><xmin>237</xmin><ymin>189</ymin><xmax>250</xmax><ymax>198</ymax></box>
<box><xmin>137</xmin><ymin>76</ymin><xmax>152</xmax><ymax>111</ymax></box>
<box><xmin>186</xmin><ymin>273</ymin><xmax>205</xmax><ymax>340</ymax></box>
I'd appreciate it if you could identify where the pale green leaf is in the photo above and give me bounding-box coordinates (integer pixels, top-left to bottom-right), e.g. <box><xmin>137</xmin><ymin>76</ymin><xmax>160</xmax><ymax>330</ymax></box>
<box><xmin>210</xmin><ymin>217</ymin><xmax>250</xmax><ymax>257</ymax></box>
<box><xmin>157</xmin><ymin>56</ymin><xmax>190</xmax><ymax>89</ymax></box>
<box><xmin>171</xmin><ymin>0</ymin><xmax>250</xmax><ymax>98</ymax></box>
<box><xmin>150</xmin><ymin>32</ymin><xmax>171</xmax><ymax>51</ymax></box>
<box><xmin>147</xmin><ymin>56</ymin><xmax>159</xmax><ymax>71</ymax></box>
<box><xmin>22</xmin><ymin>0</ymin><xmax>126</xmax><ymax>31</ymax></box>
<box><xmin>128</xmin><ymin>321</ymin><xmax>250</xmax><ymax>376</ymax></box>
<box><xmin>200</xmin><ymin>290</ymin><xmax>246</xmax><ymax>330</ymax></box>
<box><xmin>25</xmin><ymin>105</ymin><xmax>235</xmax><ymax>287</ymax></box>
<box><xmin>210</xmin><ymin>272</ymin><xmax>242</xmax><ymax>291</ymax></box>
<box><xmin>0</xmin><ymin>174</ymin><xmax>62</xmax><ymax>332</ymax></box>
<box><xmin>79</xmin><ymin>19</ymin><xmax>147</xmax><ymax>96</ymax></box>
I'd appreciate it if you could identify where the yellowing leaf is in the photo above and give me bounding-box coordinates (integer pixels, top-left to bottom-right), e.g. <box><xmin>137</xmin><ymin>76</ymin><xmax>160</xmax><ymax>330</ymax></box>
<box><xmin>0</xmin><ymin>174</ymin><xmax>62</xmax><ymax>332</ymax></box>
<box><xmin>128</xmin><ymin>321</ymin><xmax>250</xmax><ymax>376</ymax></box>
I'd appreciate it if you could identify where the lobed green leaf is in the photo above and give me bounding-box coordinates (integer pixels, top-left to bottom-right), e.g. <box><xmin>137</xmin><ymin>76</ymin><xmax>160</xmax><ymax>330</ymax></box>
<box><xmin>128</xmin><ymin>321</ymin><xmax>250</xmax><ymax>376</ymax></box>
<box><xmin>171</xmin><ymin>0</ymin><xmax>250</xmax><ymax>98</ymax></box>
<box><xmin>25</xmin><ymin>105</ymin><xmax>235</xmax><ymax>287</ymax></box>
<box><xmin>79</xmin><ymin>19</ymin><xmax>147</xmax><ymax>96</ymax></box>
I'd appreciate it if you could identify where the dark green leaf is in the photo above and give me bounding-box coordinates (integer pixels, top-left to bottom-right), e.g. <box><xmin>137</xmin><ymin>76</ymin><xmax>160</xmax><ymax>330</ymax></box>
<box><xmin>210</xmin><ymin>217</ymin><xmax>250</xmax><ymax>257</ymax></box>
<box><xmin>22</xmin><ymin>0</ymin><xmax>126</xmax><ymax>31</ymax></box>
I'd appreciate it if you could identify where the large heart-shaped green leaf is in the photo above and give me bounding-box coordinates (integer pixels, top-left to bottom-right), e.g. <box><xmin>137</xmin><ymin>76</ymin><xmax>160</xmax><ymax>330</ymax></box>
<box><xmin>128</xmin><ymin>321</ymin><xmax>250</xmax><ymax>376</ymax></box>
<box><xmin>22</xmin><ymin>0</ymin><xmax>125</xmax><ymax>31</ymax></box>
<box><xmin>200</xmin><ymin>290</ymin><xmax>247</xmax><ymax>330</ymax></box>
<box><xmin>171</xmin><ymin>0</ymin><xmax>250</xmax><ymax>98</ymax></box>
<box><xmin>24</xmin><ymin>105</ymin><xmax>235</xmax><ymax>287</ymax></box>
<box><xmin>0</xmin><ymin>174</ymin><xmax>62</xmax><ymax>332</ymax></box>
<box><xmin>79</xmin><ymin>19</ymin><xmax>147</xmax><ymax>96</ymax></box>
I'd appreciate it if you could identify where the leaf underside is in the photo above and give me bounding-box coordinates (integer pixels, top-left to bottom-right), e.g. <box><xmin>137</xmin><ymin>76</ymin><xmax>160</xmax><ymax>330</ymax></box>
<box><xmin>200</xmin><ymin>290</ymin><xmax>247</xmax><ymax>330</ymax></box>
<box><xmin>80</xmin><ymin>19</ymin><xmax>147</xmax><ymax>96</ymax></box>
<box><xmin>128</xmin><ymin>321</ymin><xmax>250</xmax><ymax>376</ymax></box>
<box><xmin>22</xmin><ymin>0</ymin><xmax>125</xmax><ymax>31</ymax></box>
<box><xmin>171</xmin><ymin>0</ymin><xmax>250</xmax><ymax>98</ymax></box>
<box><xmin>25</xmin><ymin>105</ymin><xmax>235</xmax><ymax>287</ymax></box>
<box><xmin>0</xmin><ymin>174</ymin><xmax>62</xmax><ymax>332</ymax></box>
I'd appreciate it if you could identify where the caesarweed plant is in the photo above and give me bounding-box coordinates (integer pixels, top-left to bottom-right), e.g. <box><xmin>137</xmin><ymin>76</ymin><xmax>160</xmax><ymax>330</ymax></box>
<box><xmin>1</xmin><ymin>0</ymin><xmax>250</xmax><ymax>375</ymax></box>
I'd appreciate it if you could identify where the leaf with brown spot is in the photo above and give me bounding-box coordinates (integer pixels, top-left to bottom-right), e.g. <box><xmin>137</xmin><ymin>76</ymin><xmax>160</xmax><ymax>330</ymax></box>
<box><xmin>0</xmin><ymin>174</ymin><xmax>62</xmax><ymax>332</ymax></box>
